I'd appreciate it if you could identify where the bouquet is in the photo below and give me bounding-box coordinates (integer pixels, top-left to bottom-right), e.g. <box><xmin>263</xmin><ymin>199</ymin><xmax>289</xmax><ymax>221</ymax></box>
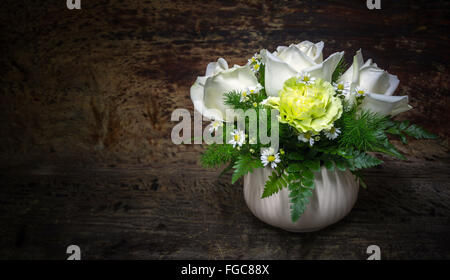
<box><xmin>190</xmin><ymin>41</ymin><xmax>436</xmax><ymax>223</ymax></box>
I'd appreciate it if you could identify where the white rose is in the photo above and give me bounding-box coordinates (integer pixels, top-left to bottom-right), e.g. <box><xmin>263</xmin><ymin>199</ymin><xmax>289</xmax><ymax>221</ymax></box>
<box><xmin>190</xmin><ymin>58</ymin><xmax>259</xmax><ymax>122</ymax></box>
<box><xmin>261</xmin><ymin>41</ymin><xmax>344</xmax><ymax>96</ymax></box>
<box><xmin>339</xmin><ymin>50</ymin><xmax>412</xmax><ymax>116</ymax></box>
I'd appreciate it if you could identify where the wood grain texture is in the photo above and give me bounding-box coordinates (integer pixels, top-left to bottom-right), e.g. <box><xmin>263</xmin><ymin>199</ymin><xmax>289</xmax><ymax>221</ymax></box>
<box><xmin>0</xmin><ymin>0</ymin><xmax>449</xmax><ymax>259</ymax></box>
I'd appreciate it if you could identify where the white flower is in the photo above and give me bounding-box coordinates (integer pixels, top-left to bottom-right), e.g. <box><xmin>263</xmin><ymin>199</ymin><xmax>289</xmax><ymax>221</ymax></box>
<box><xmin>208</xmin><ymin>120</ymin><xmax>223</xmax><ymax>133</ymax></box>
<box><xmin>248</xmin><ymin>53</ymin><xmax>261</xmax><ymax>64</ymax></box>
<box><xmin>354</xmin><ymin>86</ymin><xmax>367</xmax><ymax>97</ymax></box>
<box><xmin>190</xmin><ymin>58</ymin><xmax>259</xmax><ymax>122</ymax></box>
<box><xmin>260</xmin><ymin>147</ymin><xmax>281</xmax><ymax>169</ymax></box>
<box><xmin>297</xmin><ymin>72</ymin><xmax>316</xmax><ymax>85</ymax></box>
<box><xmin>339</xmin><ymin>49</ymin><xmax>411</xmax><ymax>116</ymax></box>
<box><xmin>248</xmin><ymin>83</ymin><xmax>263</xmax><ymax>94</ymax></box>
<box><xmin>240</xmin><ymin>90</ymin><xmax>250</xmax><ymax>102</ymax></box>
<box><xmin>260</xmin><ymin>41</ymin><xmax>344</xmax><ymax>96</ymax></box>
<box><xmin>229</xmin><ymin>129</ymin><xmax>245</xmax><ymax>148</ymax></box>
<box><xmin>298</xmin><ymin>132</ymin><xmax>316</xmax><ymax>146</ymax></box>
<box><xmin>333</xmin><ymin>81</ymin><xmax>350</xmax><ymax>95</ymax></box>
<box><xmin>324</xmin><ymin>127</ymin><xmax>341</xmax><ymax>140</ymax></box>
<box><xmin>251</xmin><ymin>61</ymin><xmax>261</xmax><ymax>73</ymax></box>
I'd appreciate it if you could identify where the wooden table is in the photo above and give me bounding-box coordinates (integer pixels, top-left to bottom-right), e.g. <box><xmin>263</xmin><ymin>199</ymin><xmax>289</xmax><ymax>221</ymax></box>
<box><xmin>0</xmin><ymin>0</ymin><xmax>449</xmax><ymax>259</ymax></box>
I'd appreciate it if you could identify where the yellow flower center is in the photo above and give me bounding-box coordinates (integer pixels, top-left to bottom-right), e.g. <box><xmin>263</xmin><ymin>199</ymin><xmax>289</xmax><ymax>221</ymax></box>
<box><xmin>337</xmin><ymin>84</ymin><xmax>344</xmax><ymax>90</ymax></box>
<box><xmin>357</xmin><ymin>90</ymin><xmax>365</xmax><ymax>95</ymax></box>
<box><xmin>330</xmin><ymin>127</ymin><xmax>336</xmax><ymax>133</ymax></box>
<box><xmin>234</xmin><ymin>134</ymin><xmax>240</xmax><ymax>141</ymax></box>
<box><xmin>253</xmin><ymin>64</ymin><xmax>260</xmax><ymax>71</ymax></box>
<box><xmin>303</xmin><ymin>76</ymin><xmax>310</xmax><ymax>82</ymax></box>
<box><xmin>304</xmin><ymin>132</ymin><xmax>312</xmax><ymax>139</ymax></box>
<box><xmin>267</xmin><ymin>155</ymin><xmax>276</xmax><ymax>162</ymax></box>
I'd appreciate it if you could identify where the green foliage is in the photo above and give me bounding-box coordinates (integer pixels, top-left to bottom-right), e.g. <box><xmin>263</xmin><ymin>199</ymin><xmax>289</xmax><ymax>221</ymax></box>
<box><xmin>262</xmin><ymin>170</ymin><xmax>289</xmax><ymax>198</ymax></box>
<box><xmin>331</xmin><ymin>57</ymin><xmax>347</xmax><ymax>83</ymax></box>
<box><xmin>224</xmin><ymin>91</ymin><xmax>251</xmax><ymax>110</ymax></box>
<box><xmin>231</xmin><ymin>154</ymin><xmax>263</xmax><ymax>184</ymax></box>
<box><xmin>288</xmin><ymin>172</ymin><xmax>315</xmax><ymax>222</ymax></box>
<box><xmin>262</xmin><ymin>163</ymin><xmax>317</xmax><ymax>222</ymax></box>
<box><xmin>337</xmin><ymin>109</ymin><xmax>389</xmax><ymax>151</ymax></box>
<box><xmin>201</xmin><ymin>143</ymin><xmax>238</xmax><ymax>168</ymax></box>
<box><xmin>346</xmin><ymin>150</ymin><xmax>383</xmax><ymax>171</ymax></box>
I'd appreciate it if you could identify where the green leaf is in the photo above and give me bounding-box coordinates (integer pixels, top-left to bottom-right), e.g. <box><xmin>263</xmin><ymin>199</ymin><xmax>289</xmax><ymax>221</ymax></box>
<box><xmin>403</xmin><ymin>124</ymin><xmax>437</xmax><ymax>139</ymax></box>
<box><xmin>346</xmin><ymin>151</ymin><xmax>383</xmax><ymax>171</ymax></box>
<box><xmin>304</xmin><ymin>160</ymin><xmax>320</xmax><ymax>172</ymax></box>
<box><xmin>201</xmin><ymin>144</ymin><xmax>238</xmax><ymax>168</ymax></box>
<box><xmin>231</xmin><ymin>154</ymin><xmax>263</xmax><ymax>184</ymax></box>
<box><xmin>335</xmin><ymin>159</ymin><xmax>348</xmax><ymax>171</ymax></box>
<box><xmin>287</xmin><ymin>152</ymin><xmax>305</xmax><ymax>161</ymax></box>
<box><xmin>288</xmin><ymin>181</ymin><xmax>315</xmax><ymax>222</ymax></box>
<box><xmin>287</xmin><ymin>163</ymin><xmax>302</xmax><ymax>173</ymax></box>
<box><xmin>373</xmin><ymin>140</ymin><xmax>406</xmax><ymax>160</ymax></box>
<box><xmin>262</xmin><ymin>170</ymin><xmax>289</xmax><ymax>198</ymax></box>
<box><xmin>302</xmin><ymin>178</ymin><xmax>315</xmax><ymax>189</ymax></box>
<box><xmin>301</xmin><ymin>168</ymin><xmax>314</xmax><ymax>180</ymax></box>
<box><xmin>324</xmin><ymin>160</ymin><xmax>335</xmax><ymax>171</ymax></box>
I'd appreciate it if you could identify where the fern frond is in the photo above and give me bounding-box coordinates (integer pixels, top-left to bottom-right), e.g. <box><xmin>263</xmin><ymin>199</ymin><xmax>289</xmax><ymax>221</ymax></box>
<box><xmin>231</xmin><ymin>154</ymin><xmax>263</xmax><ymax>184</ymax></box>
<box><xmin>262</xmin><ymin>170</ymin><xmax>289</xmax><ymax>198</ymax></box>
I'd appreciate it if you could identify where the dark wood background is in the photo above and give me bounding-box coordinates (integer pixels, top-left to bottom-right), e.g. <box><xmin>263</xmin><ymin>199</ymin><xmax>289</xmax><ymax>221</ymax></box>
<box><xmin>0</xmin><ymin>0</ymin><xmax>449</xmax><ymax>259</ymax></box>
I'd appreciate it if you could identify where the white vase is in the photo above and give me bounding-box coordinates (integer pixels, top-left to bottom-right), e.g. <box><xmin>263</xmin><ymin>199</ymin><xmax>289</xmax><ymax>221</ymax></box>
<box><xmin>243</xmin><ymin>166</ymin><xmax>359</xmax><ymax>232</ymax></box>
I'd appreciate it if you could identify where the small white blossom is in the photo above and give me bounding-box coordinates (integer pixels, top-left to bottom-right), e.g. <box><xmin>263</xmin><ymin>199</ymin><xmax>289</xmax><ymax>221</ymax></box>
<box><xmin>228</xmin><ymin>129</ymin><xmax>245</xmax><ymax>148</ymax></box>
<box><xmin>240</xmin><ymin>90</ymin><xmax>250</xmax><ymax>102</ymax></box>
<box><xmin>208</xmin><ymin>120</ymin><xmax>223</xmax><ymax>134</ymax></box>
<box><xmin>333</xmin><ymin>82</ymin><xmax>350</xmax><ymax>95</ymax></box>
<box><xmin>355</xmin><ymin>86</ymin><xmax>367</xmax><ymax>97</ymax></box>
<box><xmin>260</xmin><ymin>147</ymin><xmax>281</xmax><ymax>169</ymax></box>
<box><xmin>248</xmin><ymin>53</ymin><xmax>261</xmax><ymax>64</ymax></box>
<box><xmin>324</xmin><ymin>127</ymin><xmax>341</xmax><ymax>140</ymax></box>
<box><xmin>251</xmin><ymin>61</ymin><xmax>261</xmax><ymax>73</ymax></box>
<box><xmin>296</xmin><ymin>72</ymin><xmax>316</xmax><ymax>85</ymax></box>
<box><xmin>248</xmin><ymin>83</ymin><xmax>263</xmax><ymax>94</ymax></box>
<box><xmin>298</xmin><ymin>132</ymin><xmax>316</xmax><ymax>146</ymax></box>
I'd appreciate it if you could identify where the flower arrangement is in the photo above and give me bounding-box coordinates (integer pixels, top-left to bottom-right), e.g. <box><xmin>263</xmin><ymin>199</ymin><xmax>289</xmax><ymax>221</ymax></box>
<box><xmin>190</xmin><ymin>41</ymin><xmax>436</xmax><ymax>222</ymax></box>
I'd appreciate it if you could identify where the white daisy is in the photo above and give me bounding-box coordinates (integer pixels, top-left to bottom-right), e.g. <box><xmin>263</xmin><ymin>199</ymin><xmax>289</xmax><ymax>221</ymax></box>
<box><xmin>208</xmin><ymin>120</ymin><xmax>223</xmax><ymax>134</ymax></box>
<box><xmin>324</xmin><ymin>127</ymin><xmax>341</xmax><ymax>140</ymax></box>
<box><xmin>228</xmin><ymin>129</ymin><xmax>245</xmax><ymax>148</ymax></box>
<box><xmin>298</xmin><ymin>131</ymin><xmax>316</xmax><ymax>146</ymax></box>
<box><xmin>354</xmin><ymin>86</ymin><xmax>367</xmax><ymax>97</ymax></box>
<box><xmin>251</xmin><ymin>61</ymin><xmax>261</xmax><ymax>73</ymax></box>
<box><xmin>247</xmin><ymin>53</ymin><xmax>261</xmax><ymax>64</ymax></box>
<box><xmin>333</xmin><ymin>82</ymin><xmax>350</xmax><ymax>95</ymax></box>
<box><xmin>240</xmin><ymin>90</ymin><xmax>250</xmax><ymax>102</ymax></box>
<box><xmin>297</xmin><ymin>72</ymin><xmax>316</xmax><ymax>85</ymax></box>
<box><xmin>248</xmin><ymin>83</ymin><xmax>263</xmax><ymax>95</ymax></box>
<box><xmin>260</xmin><ymin>147</ymin><xmax>281</xmax><ymax>169</ymax></box>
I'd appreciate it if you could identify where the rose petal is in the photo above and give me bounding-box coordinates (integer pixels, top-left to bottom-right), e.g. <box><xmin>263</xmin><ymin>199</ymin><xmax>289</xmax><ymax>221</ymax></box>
<box><xmin>261</xmin><ymin>49</ymin><xmax>298</xmax><ymax>97</ymax></box>
<box><xmin>361</xmin><ymin>93</ymin><xmax>412</xmax><ymax>116</ymax></box>
<box><xmin>203</xmin><ymin>64</ymin><xmax>258</xmax><ymax>122</ymax></box>
<box><xmin>305</xmin><ymin>51</ymin><xmax>344</xmax><ymax>82</ymax></box>
<box><xmin>296</xmin><ymin>41</ymin><xmax>324</xmax><ymax>63</ymax></box>
<box><xmin>276</xmin><ymin>44</ymin><xmax>316</xmax><ymax>72</ymax></box>
<box><xmin>205</xmin><ymin>57</ymin><xmax>228</xmax><ymax>76</ymax></box>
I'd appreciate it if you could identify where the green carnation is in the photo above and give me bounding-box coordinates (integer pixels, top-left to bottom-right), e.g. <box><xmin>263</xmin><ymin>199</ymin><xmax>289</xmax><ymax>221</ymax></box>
<box><xmin>265</xmin><ymin>77</ymin><xmax>342</xmax><ymax>133</ymax></box>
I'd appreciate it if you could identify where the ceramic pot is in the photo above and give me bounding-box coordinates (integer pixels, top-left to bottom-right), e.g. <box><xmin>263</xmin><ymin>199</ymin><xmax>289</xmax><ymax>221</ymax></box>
<box><xmin>243</xmin><ymin>166</ymin><xmax>359</xmax><ymax>232</ymax></box>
